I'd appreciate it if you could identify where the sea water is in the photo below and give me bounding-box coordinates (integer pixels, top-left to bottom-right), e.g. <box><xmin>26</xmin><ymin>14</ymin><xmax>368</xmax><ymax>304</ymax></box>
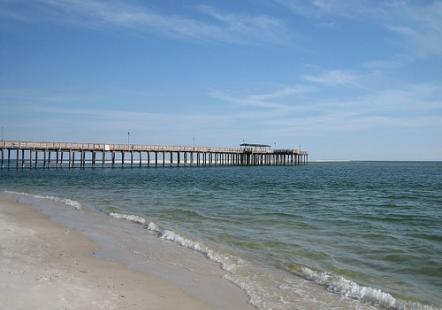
<box><xmin>1</xmin><ymin>162</ymin><xmax>441</xmax><ymax>309</ymax></box>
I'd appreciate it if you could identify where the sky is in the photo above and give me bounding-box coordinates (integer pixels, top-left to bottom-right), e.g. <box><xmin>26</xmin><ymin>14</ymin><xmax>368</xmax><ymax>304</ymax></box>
<box><xmin>0</xmin><ymin>0</ymin><xmax>441</xmax><ymax>160</ymax></box>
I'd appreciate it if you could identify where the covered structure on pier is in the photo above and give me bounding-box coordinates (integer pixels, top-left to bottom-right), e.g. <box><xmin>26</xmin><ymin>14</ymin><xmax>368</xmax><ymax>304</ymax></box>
<box><xmin>240</xmin><ymin>143</ymin><xmax>271</xmax><ymax>153</ymax></box>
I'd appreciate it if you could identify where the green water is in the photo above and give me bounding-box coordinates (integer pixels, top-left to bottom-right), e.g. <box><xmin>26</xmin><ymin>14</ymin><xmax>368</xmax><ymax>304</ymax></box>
<box><xmin>1</xmin><ymin>161</ymin><xmax>441</xmax><ymax>309</ymax></box>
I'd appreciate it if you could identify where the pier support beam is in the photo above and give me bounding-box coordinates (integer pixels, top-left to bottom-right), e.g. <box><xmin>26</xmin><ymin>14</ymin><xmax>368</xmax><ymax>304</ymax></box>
<box><xmin>16</xmin><ymin>149</ymin><xmax>19</xmax><ymax>169</ymax></box>
<box><xmin>7</xmin><ymin>149</ymin><xmax>11</xmax><ymax>169</ymax></box>
<box><xmin>92</xmin><ymin>151</ymin><xmax>96</xmax><ymax>168</ymax></box>
<box><xmin>50</xmin><ymin>151</ymin><xmax>54</xmax><ymax>168</ymax></box>
<box><xmin>21</xmin><ymin>149</ymin><xmax>25</xmax><ymax>169</ymax></box>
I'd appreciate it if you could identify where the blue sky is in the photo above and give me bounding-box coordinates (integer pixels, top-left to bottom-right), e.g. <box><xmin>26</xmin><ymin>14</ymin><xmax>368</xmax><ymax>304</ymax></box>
<box><xmin>0</xmin><ymin>0</ymin><xmax>441</xmax><ymax>160</ymax></box>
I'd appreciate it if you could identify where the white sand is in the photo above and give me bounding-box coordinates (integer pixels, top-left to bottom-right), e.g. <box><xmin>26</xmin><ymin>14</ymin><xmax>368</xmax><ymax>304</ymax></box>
<box><xmin>0</xmin><ymin>197</ymin><xmax>210</xmax><ymax>310</ymax></box>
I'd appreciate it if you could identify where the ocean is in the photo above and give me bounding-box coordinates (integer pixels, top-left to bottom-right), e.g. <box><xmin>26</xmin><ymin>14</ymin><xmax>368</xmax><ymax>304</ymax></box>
<box><xmin>1</xmin><ymin>161</ymin><xmax>441</xmax><ymax>309</ymax></box>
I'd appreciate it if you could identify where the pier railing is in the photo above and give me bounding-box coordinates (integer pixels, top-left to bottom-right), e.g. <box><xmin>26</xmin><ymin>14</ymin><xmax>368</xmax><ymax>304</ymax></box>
<box><xmin>2</xmin><ymin>140</ymin><xmax>246</xmax><ymax>153</ymax></box>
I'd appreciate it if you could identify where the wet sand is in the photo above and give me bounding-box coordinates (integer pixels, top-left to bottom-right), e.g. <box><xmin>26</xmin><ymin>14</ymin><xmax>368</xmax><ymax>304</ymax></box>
<box><xmin>0</xmin><ymin>197</ymin><xmax>210</xmax><ymax>309</ymax></box>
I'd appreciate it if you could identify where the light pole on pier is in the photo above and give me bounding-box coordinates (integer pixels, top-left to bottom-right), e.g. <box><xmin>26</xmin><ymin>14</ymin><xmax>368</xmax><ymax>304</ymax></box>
<box><xmin>127</xmin><ymin>131</ymin><xmax>130</xmax><ymax>150</ymax></box>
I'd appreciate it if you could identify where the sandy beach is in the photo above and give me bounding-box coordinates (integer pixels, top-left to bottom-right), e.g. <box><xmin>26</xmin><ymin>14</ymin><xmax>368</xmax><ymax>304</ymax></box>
<box><xmin>0</xmin><ymin>197</ymin><xmax>210</xmax><ymax>310</ymax></box>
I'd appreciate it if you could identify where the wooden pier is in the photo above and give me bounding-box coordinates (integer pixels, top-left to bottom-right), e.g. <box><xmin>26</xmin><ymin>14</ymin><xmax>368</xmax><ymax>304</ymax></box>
<box><xmin>0</xmin><ymin>141</ymin><xmax>308</xmax><ymax>169</ymax></box>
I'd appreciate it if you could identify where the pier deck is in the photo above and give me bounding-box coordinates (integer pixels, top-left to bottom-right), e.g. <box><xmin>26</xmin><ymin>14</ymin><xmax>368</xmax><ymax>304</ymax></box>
<box><xmin>0</xmin><ymin>140</ymin><xmax>308</xmax><ymax>169</ymax></box>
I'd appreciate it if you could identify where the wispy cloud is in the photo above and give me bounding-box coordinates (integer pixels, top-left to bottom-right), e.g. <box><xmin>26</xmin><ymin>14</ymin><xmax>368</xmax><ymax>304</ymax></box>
<box><xmin>209</xmin><ymin>89</ymin><xmax>292</xmax><ymax>110</ymax></box>
<box><xmin>1</xmin><ymin>0</ymin><xmax>288</xmax><ymax>45</ymax></box>
<box><xmin>197</xmin><ymin>5</ymin><xmax>288</xmax><ymax>44</ymax></box>
<box><xmin>274</xmin><ymin>0</ymin><xmax>385</xmax><ymax>19</ymax></box>
<box><xmin>386</xmin><ymin>1</ymin><xmax>442</xmax><ymax>58</ymax></box>
<box><xmin>303</xmin><ymin>70</ymin><xmax>359</xmax><ymax>86</ymax></box>
<box><xmin>246</xmin><ymin>84</ymin><xmax>313</xmax><ymax>101</ymax></box>
<box><xmin>209</xmin><ymin>83</ymin><xmax>314</xmax><ymax>111</ymax></box>
<box><xmin>209</xmin><ymin>81</ymin><xmax>442</xmax><ymax>133</ymax></box>
<box><xmin>275</xmin><ymin>0</ymin><xmax>442</xmax><ymax>58</ymax></box>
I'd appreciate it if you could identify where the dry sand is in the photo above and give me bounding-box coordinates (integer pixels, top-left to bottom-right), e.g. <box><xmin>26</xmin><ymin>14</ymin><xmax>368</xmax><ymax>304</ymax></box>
<box><xmin>0</xmin><ymin>197</ymin><xmax>210</xmax><ymax>310</ymax></box>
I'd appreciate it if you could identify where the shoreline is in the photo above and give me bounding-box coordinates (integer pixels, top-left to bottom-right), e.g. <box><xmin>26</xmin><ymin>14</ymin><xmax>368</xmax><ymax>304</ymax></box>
<box><xmin>0</xmin><ymin>196</ymin><xmax>251</xmax><ymax>309</ymax></box>
<box><xmin>1</xmin><ymin>185</ymin><xmax>438</xmax><ymax>310</ymax></box>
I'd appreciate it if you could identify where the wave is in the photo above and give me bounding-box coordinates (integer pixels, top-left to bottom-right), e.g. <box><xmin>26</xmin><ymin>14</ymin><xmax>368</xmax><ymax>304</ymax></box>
<box><xmin>3</xmin><ymin>190</ymin><xmax>81</xmax><ymax>210</ymax></box>
<box><xmin>105</xmin><ymin>211</ymin><xmax>438</xmax><ymax>310</ymax></box>
<box><xmin>109</xmin><ymin>212</ymin><xmax>146</xmax><ymax>225</ymax></box>
<box><xmin>147</xmin><ymin>222</ymin><xmax>244</xmax><ymax>274</ymax></box>
<box><xmin>106</xmin><ymin>212</ymin><xmax>260</xmax><ymax>306</ymax></box>
<box><xmin>289</xmin><ymin>264</ymin><xmax>436</xmax><ymax>310</ymax></box>
<box><xmin>152</xmin><ymin>226</ymin><xmax>263</xmax><ymax>305</ymax></box>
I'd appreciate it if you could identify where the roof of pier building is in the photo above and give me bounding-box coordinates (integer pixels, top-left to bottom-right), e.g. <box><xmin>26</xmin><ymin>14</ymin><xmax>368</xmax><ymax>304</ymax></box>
<box><xmin>240</xmin><ymin>143</ymin><xmax>272</xmax><ymax>153</ymax></box>
<box><xmin>239</xmin><ymin>143</ymin><xmax>271</xmax><ymax>148</ymax></box>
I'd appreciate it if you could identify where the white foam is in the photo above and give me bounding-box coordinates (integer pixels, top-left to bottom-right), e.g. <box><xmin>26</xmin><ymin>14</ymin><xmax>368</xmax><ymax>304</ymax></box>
<box><xmin>147</xmin><ymin>221</ymin><xmax>160</xmax><ymax>232</ymax></box>
<box><xmin>4</xmin><ymin>190</ymin><xmax>81</xmax><ymax>210</ymax></box>
<box><xmin>299</xmin><ymin>267</ymin><xmax>437</xmax><ymax>310</ymax></box>
<box><xmin>0</xmin><ymin>191</ymin><xmax>293</xmax><ymax>308</ymax></box>
<box><xmin>160</xmin><ymin>230</ymin><xmax>203</xmax><ymax>251</ymax></box>
<box><xmin>302</xmin><ymin>267</ymin><xmax>394</xmax><ymax>305</ymax></box>
<box><xmin>147</xmin><ymin>224</ymin><xmax>261</xmax><ymax>308</ymax></box>
<box><xmin>155</xmin><ymin>227</ymin><xmax>243</xmax><ymax>273</ymax></box>
<box><xmin>109</xmin><ymin>212</ymin><xmax>146</xmax><ymax>225</ymax></box>
<box><xmin>103</xmin><ymin>207</ymin><xmax>436</xmax><ymax>310</ymax></box>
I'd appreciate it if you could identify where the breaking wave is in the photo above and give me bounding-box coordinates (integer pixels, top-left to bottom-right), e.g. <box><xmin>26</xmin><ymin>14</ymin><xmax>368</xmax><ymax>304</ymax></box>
<box><xmin>104</xmin><ymin>211</ymin><xmax>439</xmax><ymax>310</ymax></box>
<box><xmin>289</xmin><ymin>264</ymin><xmax>436</xmax><ymax>310</ymax></box>
<box><xmin>105</xmin><ymin>213</ymin><xmax>263</xmax><ymax>306</ymax></box>
<box><xmin>3</xmin><ymin>190</ymin><xmax>81</xmax><ymax>210</ymax></box>
<box><xmin>109</xmin><ymin>212</ymin><xmax>146</xmax><ymax>225</ymax></box>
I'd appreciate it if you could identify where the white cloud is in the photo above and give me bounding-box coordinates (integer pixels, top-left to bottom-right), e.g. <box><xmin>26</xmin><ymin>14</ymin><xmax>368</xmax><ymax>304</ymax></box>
<box><xmin>197</xmin><ymin>5</ymin><xmax>288</xmax><ymax>44</ymax></box>
<box><xmin>387</xmin><ymin>1</ymin><xmax>442</xmax><ymax>57</ymax></box>
<box><xmin>1</xmin><ymin>0</ymin><xmax>288</xmax><ymax>45</ymax></box>
<box><xmin>209</xmin><ymin>81</ymin><xmax>442</xmax><ymax>133</ymax></box>
<box><xmin>246</xmin><ymin>84</ymin><xmax>313</xmax><ymax>101</ymax></box>
<box><xmin>209</xmin><ymin>89</ymin><xmax>291</xmax><ymax>110</ymax></box>
<box><xmin>274</xmin><ymin>0</ymin><xmax>384</xmax><ymax>19</ymax></box>
<box><xmin>303</xmin><ymin>70</ymin><xmax>358</xmax><ymax>86</ymax></box>
<box><xmin>275</xmin><ymin>0</ymin><xmax>442</xmax><ymax>57</ymax></box>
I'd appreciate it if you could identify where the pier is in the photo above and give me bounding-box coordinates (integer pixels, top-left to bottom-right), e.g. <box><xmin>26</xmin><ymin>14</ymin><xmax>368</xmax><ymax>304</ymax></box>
<box><xmin>0</xmin><ymin>140</ymin><xmax>308</xmax><ymax>169</ymax></box>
